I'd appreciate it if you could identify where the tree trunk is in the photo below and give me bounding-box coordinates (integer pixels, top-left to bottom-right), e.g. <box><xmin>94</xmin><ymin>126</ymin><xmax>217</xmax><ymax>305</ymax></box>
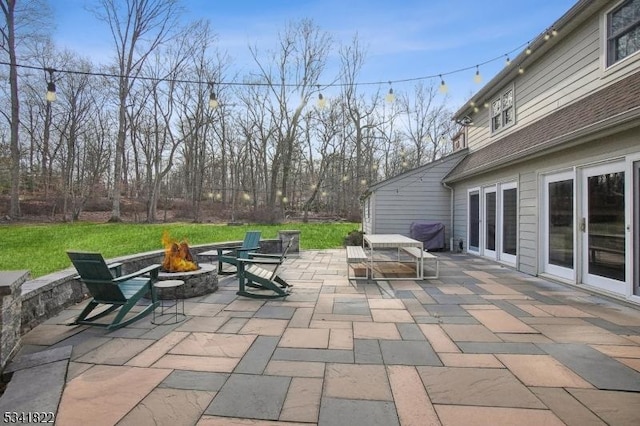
<box><xmin>5</xmin><ymin>0</ymin><xmax>20</xmax><ymax>218</ymax></box>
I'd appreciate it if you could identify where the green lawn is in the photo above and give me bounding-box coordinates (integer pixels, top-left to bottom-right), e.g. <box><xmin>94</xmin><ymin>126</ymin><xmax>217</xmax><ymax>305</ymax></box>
<box><xmin>1</xmin><ymin>222</ymin><xmax>360</xmax><ymax>278</ymax></box>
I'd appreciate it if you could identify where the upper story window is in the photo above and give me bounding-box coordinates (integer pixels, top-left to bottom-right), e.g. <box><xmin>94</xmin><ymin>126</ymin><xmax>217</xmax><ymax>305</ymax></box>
<box><xmin>607</xmin><ymin>0</ymin><xmax>640</xmax><ymax>67</ymax></box>
<box><xmin>491</xmin><ymin>87</ymin><xmax>515</xmax><ymax>133</ymax></box>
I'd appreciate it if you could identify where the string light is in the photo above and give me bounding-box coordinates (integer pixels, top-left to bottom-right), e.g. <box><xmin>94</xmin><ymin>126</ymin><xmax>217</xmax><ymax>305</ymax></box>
<box><xmin>505</xmin><ymin>55</ymin><xmax>511</xmax><ymax>66</ymax></box>
<box><xmin>518</xmin><ymin>65</ymin><xmax>525</xmax><ymax>74</ymax></box>
<box><xmin>208</xmin><ymin>82</ymin><xmax>218</xmax><ymax>109</ymax></box>
<box><xmin>551</xmin><ymin>28</ymin><xmax>558</xmax><ymax>36</ymax></box>
<box><xmin>385</xmin><ymin>81</ymin><xmax>395</xmax><ymax>103</ymax></box>
<box><xmin>1</xmin><ymin>34</ymin><xmax>547</xmax><ymax>98</ymax></box>
<box><xmin>439</xmin><ymin>75</ymin><xmax>448</xmax><ymax>94</ymax></box>
<box><xmin>473</xmin><ymin>65</ymin><xmax>482</xmax><ymax>84</ymax></box>
<box><xmin>317</xmin><ymin>85</ymin><xmax>326</xmax><ymax>108</ymax></box>
<box><xmin>45</xmin><ymin>68</ymin><xmax>56</xmax><ymax>102</ymax></box>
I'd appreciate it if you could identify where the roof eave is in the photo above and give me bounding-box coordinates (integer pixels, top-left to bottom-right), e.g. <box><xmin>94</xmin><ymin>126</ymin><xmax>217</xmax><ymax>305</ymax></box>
<box><xmin>453</xmin><ymin>0</ymin><xmax>601</xmax><ymax>119</ymax></box>
<box><xmin>445</xmin><ymin>107</ymin><xmax>640</xmax><ymax>183</ymax></box>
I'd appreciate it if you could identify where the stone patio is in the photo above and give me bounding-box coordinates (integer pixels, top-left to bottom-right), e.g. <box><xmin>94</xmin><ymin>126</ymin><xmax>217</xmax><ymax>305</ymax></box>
<box><xmin>2</xmin><ymin>250</ymin><xmax>640</xmax><ymax>425</ymax></box>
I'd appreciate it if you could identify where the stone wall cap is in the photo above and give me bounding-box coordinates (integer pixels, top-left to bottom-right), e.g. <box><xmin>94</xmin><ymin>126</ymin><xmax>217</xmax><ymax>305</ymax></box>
<box><xmin>0</xmin><ymin>271</ymin><xmax>30</xmax><ymax>295</ymax></box>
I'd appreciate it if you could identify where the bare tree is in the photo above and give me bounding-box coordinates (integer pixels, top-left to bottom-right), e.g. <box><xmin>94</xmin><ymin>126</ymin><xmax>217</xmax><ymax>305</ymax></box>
<box><xmin>0</xmin><ymin>0</ymin><xmax>51</xmax><ymax>218</ymax></box>
<box><xmin>93</xmin><ymin>0</ymin><xmax>181</xmax><ymax>222</ymax></box>
<box><xmin>400</xmin><ymin>81</ymin><xmax>453</xmax><ymax>165</ymax></box>
<box><xmin>300</xmin><ymin>103</ymin><xmax>341</xmax><ymax>221</ymax></box>
<box><xmin>339</xmin><ymin>35</ymin><xmax>380</xmax><ymax>216</ymax></box>
<box><xmin>249</xmin><ymin>19</ymin><xmax>332</xmax><ymax>213</ymax></box>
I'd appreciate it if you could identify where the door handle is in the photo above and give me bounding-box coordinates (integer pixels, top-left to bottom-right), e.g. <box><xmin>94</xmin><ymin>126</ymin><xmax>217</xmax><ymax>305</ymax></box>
<box><xmin>580</xmin><ymin>218</ymin><xmax>586</xmax><ymax>232</ymax></box>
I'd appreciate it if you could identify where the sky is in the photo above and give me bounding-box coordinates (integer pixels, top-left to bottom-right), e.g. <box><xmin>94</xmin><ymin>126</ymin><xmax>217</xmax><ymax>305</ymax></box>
<box><xmin>52</xmin><ymin>0</ymin><xmax>579</xmax><ymax>110</ymax></box>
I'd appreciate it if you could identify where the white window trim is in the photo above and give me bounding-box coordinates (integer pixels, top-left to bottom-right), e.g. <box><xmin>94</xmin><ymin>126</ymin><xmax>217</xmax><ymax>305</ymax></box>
<box><xmin>490</xmin><ymin>84</ymin><xmax>516</xmax><ymax>135</ymax></box>
<box><xmin>602</xmin><ymin>0</ymin><xmax>640</xmax><ymax>71</ymax></box>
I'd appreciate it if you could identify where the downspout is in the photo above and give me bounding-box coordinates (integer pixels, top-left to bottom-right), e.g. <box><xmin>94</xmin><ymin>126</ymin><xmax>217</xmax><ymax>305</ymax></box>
<box><xmin>442</xmin><ymin>181</ymin><xmax>455</xmax><ymax>252</ymax></box>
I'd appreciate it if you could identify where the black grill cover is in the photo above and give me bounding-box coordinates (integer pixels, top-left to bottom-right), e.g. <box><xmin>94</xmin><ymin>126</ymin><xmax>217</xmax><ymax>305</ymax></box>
<box><xmin>410</xmin><ymin>221</ymin><xmax>445</xmax><ymax>250</ymax></box>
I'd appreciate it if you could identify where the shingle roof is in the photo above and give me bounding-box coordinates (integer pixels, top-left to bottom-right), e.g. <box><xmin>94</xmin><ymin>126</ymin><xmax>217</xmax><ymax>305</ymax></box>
<box><xmin>444</xmin><ymin>71</ymin><xmax>640</xmax><ymax>183</ymax></box>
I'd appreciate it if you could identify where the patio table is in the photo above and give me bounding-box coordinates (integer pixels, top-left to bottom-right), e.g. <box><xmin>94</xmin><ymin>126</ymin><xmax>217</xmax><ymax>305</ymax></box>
<box><xmin>363</xmin><ymin>234</ymin><xmax>424</xmax><ymax>280</ymax></box>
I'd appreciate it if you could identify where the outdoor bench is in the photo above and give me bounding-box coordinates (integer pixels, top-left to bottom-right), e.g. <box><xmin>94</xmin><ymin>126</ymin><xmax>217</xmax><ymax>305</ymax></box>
<box><xmin>400</xmin><ymin>246</ymin><xmax>439</xmax><ymax>279</ymax></box>
<box><xmin>346</xmin><ymin>246</ymin><xmax>368</xmax><ymax>279</ymax></box>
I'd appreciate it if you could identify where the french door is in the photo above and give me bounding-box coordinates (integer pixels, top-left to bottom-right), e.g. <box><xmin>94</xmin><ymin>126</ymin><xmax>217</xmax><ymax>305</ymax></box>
<box><xmin>468</xmin><ymin>189</ymin><xmax>480</xmax><ymax>254</ymax></box>
<box><xmin>543</xmin><ymin>171</ymin><xmax>575</xmax><ymax>280</ymax></box>
<box><xmin>468</xmin><ymin>184</ymin><xmax>517</xmax><ymax>264</ymax></box>
<box><xmin>484</xmin><ymin>186</ymin><xmax>497</xmax><ymax>259</ymax></box>
<box><xmin>500</xmin><ymin>182</ymin><xmax>518</xmax><ymax>264</ymax></box>
<box><xmin>581</xmin><ymin>162</ymin><xmax>626</xmax><ymax>294</ymax></box>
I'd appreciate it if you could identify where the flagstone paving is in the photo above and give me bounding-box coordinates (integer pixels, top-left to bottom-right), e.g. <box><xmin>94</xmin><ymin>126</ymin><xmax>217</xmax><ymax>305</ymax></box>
<box><xmin>4</xmin><ymin>250</ymin><xmax>640</xmax><ymax>425</ymax></box>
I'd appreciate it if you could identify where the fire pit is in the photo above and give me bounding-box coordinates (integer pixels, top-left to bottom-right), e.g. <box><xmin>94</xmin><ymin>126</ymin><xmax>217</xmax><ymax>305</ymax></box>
<box><xmin>156</xmin><ymin>231</ymin><xmax>218</xmax><ymax>299</ymax></box>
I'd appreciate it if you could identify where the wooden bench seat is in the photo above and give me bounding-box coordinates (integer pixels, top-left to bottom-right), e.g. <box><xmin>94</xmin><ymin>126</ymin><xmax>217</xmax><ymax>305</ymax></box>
<box><xmin>346</xmin><ymin>246</ymin><xmax>368</xmax><ymax>279</ymax></box>
<box><xmin>400</xmin><ymin>247</ymin><xmax>439</xmax><ymax>279</ymax></box>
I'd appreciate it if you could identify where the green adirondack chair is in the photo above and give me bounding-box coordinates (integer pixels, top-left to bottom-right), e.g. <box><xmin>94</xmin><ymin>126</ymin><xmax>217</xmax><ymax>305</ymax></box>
<box><xmin>216</xmin><ymin>231</ymin><xmax>262</xmax><ymax>275</ymax></box>
<box><xmin>67</xmin><ymin>251</ymin><xmax>160</xmax><ymax>331</ymax></box>
<box><xmin>235</xmin><ymin>238</ymin><xmax>294</xmax><ymax>299</ymax></box>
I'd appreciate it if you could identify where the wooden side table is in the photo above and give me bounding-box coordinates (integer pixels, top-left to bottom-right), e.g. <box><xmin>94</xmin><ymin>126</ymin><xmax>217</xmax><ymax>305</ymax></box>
<box><xmin>152</xmin><ymin>279</ymin><xmax>186</xmax><ymax>324</ymax></box>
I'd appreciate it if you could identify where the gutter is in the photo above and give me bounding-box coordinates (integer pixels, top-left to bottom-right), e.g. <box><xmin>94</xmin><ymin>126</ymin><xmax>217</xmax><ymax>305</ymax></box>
<box><xmin>442</xmin><ymin>181</ymin><xmax>455</xmax><ymax>252</ymax></box>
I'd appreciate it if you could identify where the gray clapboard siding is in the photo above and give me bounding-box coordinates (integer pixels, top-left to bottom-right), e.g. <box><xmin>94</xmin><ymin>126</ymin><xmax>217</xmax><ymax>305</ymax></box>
<box><xmin>365</xmin><ymin>151</ymin><xmax>466</xmax><ymax>246</ymax></box>
<box><xmin>468</xmin><ymin>14</ymin><xmax>601</xmax><ymax>152</ymax></box>
<box><xmin>452</xmin><ymin>127</ymin><xmax>640</xmax><ymax>276</ymax></box>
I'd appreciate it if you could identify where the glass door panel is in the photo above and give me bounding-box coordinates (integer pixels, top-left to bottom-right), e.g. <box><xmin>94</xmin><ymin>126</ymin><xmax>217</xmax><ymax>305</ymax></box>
<box><xmin>468</xmin><ymin>191</ymin><xmax>480</xmax><ymax>253</ymax></box>
<box><xmin>501</xmin><ymin>184</ymin><xmax>517</xmax><ymax>264</ymax></box>
<box><xmin>582</xmin><ymin>163</ymin><xmax>626</xmax><ymax>294</ymax></box>
<box><xmin>484</xmin><ymin>187</ymin><xmax>497</xmax><ymax>259</ymax></box>
<box><xmin>544</xmin><ymin>172</ymin><xmax>575</xmax><ymax>280</ymax></box>
<box><xmin>549</xmin><ymin>180</ymin><xmax>574</xmax><ymax>268</ymax></box>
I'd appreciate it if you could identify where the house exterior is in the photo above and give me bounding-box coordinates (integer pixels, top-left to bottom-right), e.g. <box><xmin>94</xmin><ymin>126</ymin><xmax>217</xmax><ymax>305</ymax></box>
<box><xmin>362</xmin><ymin>149</ymin><xmax>467</xmax><ymax>249</ymax></box>
<box><xmin>443</xmin><ymin>0</ymin><xmax>640</xmax><ymax>303</ymax></box>
<box><xmin>363</xmin><ymin>0</ymin><xmax>640</xmax><ymax>304</ymax></box>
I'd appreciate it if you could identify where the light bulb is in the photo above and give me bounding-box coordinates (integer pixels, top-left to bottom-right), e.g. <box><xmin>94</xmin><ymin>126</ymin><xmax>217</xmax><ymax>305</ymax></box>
<box><xmin>317</xmin><ymin>93</ymin><xmax>326</xmax><ymax>108</ymax></box>
<box><xmin>209</xmin><ymin>93</ymin><xmax>218</xmax><ymax>109</ymax></box>
<box><xmin>474</xmin><ymin>67</ymin><xmax>482</xmax><ymax>84</ymax></box>
<box><xmin>385</xmin><ymin>87</ymin><xmax>395</xmax><ymax>103</ymax></box>
<box><xmin>439</xmin><ymin>76</ymin><xmax>448</xmax><ymax>94</ymax></box>
<box><xmin>46</xmin><ymin>81</ymin><xmax>56</xmax><ymax>102</ymax></box>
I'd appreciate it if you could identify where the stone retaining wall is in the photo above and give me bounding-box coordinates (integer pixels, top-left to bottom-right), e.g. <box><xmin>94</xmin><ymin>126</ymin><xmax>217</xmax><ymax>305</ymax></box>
<box><xmin>0</xmin><ymin>271</ymin><xmax>27</xmax><ymax>372</ymax></box>
<box><xmin>18</xmin><ymin>233</ymin><xmax>297</xmax><ymax>334</ymax></box>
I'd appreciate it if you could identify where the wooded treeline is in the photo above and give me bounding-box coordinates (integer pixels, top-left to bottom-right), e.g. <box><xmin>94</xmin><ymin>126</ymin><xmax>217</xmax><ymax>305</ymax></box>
<box><xmin>1</xmin><ymin>0</ymin><xmax>456</xmax><ymax>223</ymax></box>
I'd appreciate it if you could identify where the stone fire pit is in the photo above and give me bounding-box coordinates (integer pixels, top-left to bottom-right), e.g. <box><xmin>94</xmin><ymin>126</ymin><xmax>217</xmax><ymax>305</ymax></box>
<box><xmin>156</xmin><ymin>263</ymin><xmax>217</xmax><ymax>299</ymax></box>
